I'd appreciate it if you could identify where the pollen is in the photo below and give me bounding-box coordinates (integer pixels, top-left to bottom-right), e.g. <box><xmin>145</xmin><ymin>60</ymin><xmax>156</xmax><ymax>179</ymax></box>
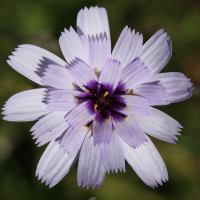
<box><xmin>126</xmin><ymin>106</ymin><xmax>129</xmax><ymax>110</ymax></box>
<box><xmin>42</xmin><ymin>93</ymin><xmax>45</xmax><ymax>96</ymax></box>
<box><xmin>124</xmin><ymin>116</ymin><xmax>130</xmax><ymax>120</ymax></box>
<box><xmin>94</xmin><ymin>104</ymin><xmax>98</xmax><ymax>112</ymax></box>
<box><xmin>104</xmin><ymin>91</ymin><xmax>109</xmax><ymax>97</ymax></box>
<box><xmin>126</xmin><ymin>90</ymin><xmax>135</xmax><ymax>95</ymax></box>
<box><xmin>94</xmin><ymin>68</ymin><xmax>99</xmax><ymax>78</ymax></box>
<box><xmin>106</xmin><ymin>118</ymin><xmax>109</xmax><ymax>123</ymax></box>
<box><xmin>75</xmin><ymin>97</ymin><xmax>78</xmax><ymax>103</ymax></box>
<box><xmin>86</xmin><ymin>90</ymin><xmax>89</xmax><ymax>93</ymax></box>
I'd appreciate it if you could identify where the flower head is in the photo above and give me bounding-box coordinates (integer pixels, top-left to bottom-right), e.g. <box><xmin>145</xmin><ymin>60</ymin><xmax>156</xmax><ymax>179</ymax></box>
<box><xmin>2</xmin><ymin>6</ymin><xmax>193</xmax><ymax>189</ymax></box>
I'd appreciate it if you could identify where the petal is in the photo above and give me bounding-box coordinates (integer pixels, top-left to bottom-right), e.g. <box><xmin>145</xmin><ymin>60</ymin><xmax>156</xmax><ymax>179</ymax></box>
<box><xmin>77</xmin><ymin>133</ymin><xmax>106</xmax><ymax>189</ymax></box>
<box><xmin>100</xmin><ymin>132</ymin><xmax>125</xmax><ymax>173</ymax></box>
<box><xmin>2</xmin><ymin>89</ymin><xmax>50</xmax><ymax>121</ymax></box>
<box><xmin>124</xmin><ymin>135</ymin><xmax>168</xmax><ymax>188</ymax></box>
<box><xmin>89</xmin><ymin>34</ymin><xmax>111</xmax><ymax>72</ymax></box>
<box><xmin>93</xmin><ymin>115</ymin><xmax>112</xmax><ymax>145</ymax></box>
<box><xmin>98</xmin><ymin>58</ymin><xmax>122</xmax><ymax>95</ymax></box>
<box><xmin>60</xmin><ymin>126</ymin><xmax>89</xmax><ymax>158</ymax></box>
<box><xmin>41</xmin><ymin>64</ymin><xmax>73</xmax><ymax>89</ymax></box>
<box><xmin>149</xmin><ymin>72</ymin><xmax>193</xmax><ymax>103</ymax></box>
<box><xmin>7</xmin><ymin>44</ymin><xmax>67</xmax><ymax>85</ymax></box>
<box><xmin>66</xmin><ymin>100</ymin><xmax>96</xmax><ymax>129</ymax></box>
<box><xmin>134</xmin><ymin>83</ymin><xmax>169</xmax><ymax>106</ymax></box>
<box><xmin>31</xmin><ymin>111</ymin><xmax>69</xmax><ymax>146</ymax></box>
<box><xmin>36</xmin><ymin>138</ymin><xmax>79</xmax><ymax>188</ymax></box>
<box><xmin>139</xmin><ymin>29</ymin><xmax>172</xmax><ymax>79</ymax></box>
<box><xmin>112</xmin><ymin>26</ymin><xmax>143</xmax><ymax>69</ymax></box>
<box><xmin>67</xmin><ymin>59</ymin><xmax>98</xmax><ymax>91</ymax></box>
<box><xmin>112</xmin><ymin>116</ymin><xmax>147</xmax><ymax>148</ymax></box>
<box><xmin>46</xmin><ymin>89</ymin><xmax>83</xmax><ymax>111</ymax></box>
<box><xmin>77</xmin><ymin>6</ymin><xmax>110</xmax><ymax>39</ymax></box>
<box><xmin>134</xmin><ymin>107</ymin><xmax>182</xmax><ymax>143</ymax></box>
<box><xmin>59</xmin><ymin>27</ymin><xmax>89</xmax><ymax>65</ymax></box>
<box><xmin>120</xmin><ymin>59</ymin><xmax>150</xmax><ymax>90</ymax></box>
<box><xmin>115</xmin><ymin>95</ymin><xmax>151</xmax><ymax>116</ymax></box>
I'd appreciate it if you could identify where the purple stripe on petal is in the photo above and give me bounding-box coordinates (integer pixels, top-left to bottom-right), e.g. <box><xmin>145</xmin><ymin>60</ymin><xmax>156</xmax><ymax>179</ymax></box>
<box><xmin>124</xmin><ymin>135</ymin><xmax>168</xmax><ymax>188</ymax></box>
<box><xmin>134</xmin><ymin>83</ymin><xmax>169</xmax><ymax>106</ymax></box>
<box><xmin>41</xmin><ymin>64</ymin><xmax>73</xmax><ymax>89</ymax></box>
<box><xmin>89</xmin><ymin>34</ymin><xmax>111</xmax><ymax>72</ymax></box>
<box><xmin>113</xmin><ymin>116</ymin><xmax>147</xmax><ymax>148</ymax></box>
<box><xmin>67</xmin><ymin>59</ymin><xmax>98</xmax><ymax>91</ymax></box>
<box><xmin>112</xmin><ymin>26</ymin><xmax>143</xmax><ymax>69</ymax></box>
<box><xmin>93</xmin><ymin>114</ymin><xmax>112</xmax><ymax>145</ymax></box>
<box><xmin>77</xmin><ymin>133</ymin><xmax>106</xmax><ymax>189</ymax></box>
<box><xmin>100</xmin><ymin>132</ymin><xmax>125</xmax><ymax>173</ymax></box>
<box><xmin>120</xmin><ymin>59</ymin><xmax>150</xmax><ymax>89</ymax></box>
<box><xmin>98</xmin><ymin>58</ymin><xmax>122</xmax><ymax>95</ymax></box>
<box><xmin>66</xmin><ymin>100</ymin><xmax>96</xmax><ymax>128</ymax></box>
<box><xmin>46</xmin><ymin>89</ymin><xmax>83</xmax><ymax>111</ymax></box>
<box><xmin>60</xmin><ymin>127</ymin><xmax>89</xmax><ymax>158</ymax></box>
<box><xmin>134</xmin><ymin>107</ymin><xmax>182</xmax><ymax>143</ymax></box>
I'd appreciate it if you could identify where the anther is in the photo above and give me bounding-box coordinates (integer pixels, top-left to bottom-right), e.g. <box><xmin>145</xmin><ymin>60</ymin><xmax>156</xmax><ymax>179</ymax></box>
<box><xmin>94</xmin><ymin>104</ymin><xmax>98</xmax><ymax>112</ymax></box>
<box><xmin>104</xmin><ymin>91</ymin><xmax>109</xmax><ymax>97</ymax></box>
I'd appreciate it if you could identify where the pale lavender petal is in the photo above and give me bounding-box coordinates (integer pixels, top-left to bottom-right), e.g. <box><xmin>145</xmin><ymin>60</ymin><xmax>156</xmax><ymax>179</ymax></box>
<box><xmin>77</xmin><ymin>6</ymin><xmax>110</xmax><ymax>39</ymax></box>
<box><xmin>134</xmin><ymin>107</ymin><xmax>182</xmax><ymax>143</ymax></box>
<box><xmin>89</xmin><ymin>34</ymin><xmax>111</xmax><ymax>72</ymax></box>
<box><xmin>7</xmin><ymin>44</ymin><xmax>67</xmax><ymax>85</ymax></box>
<box><xmin>41</xmin><ymin>64</ymin><xmax>73</xmax><ymax>89</ymax></box>
<box><xmin>66</xmin><ymin>100</ymin><xmax>96</xmax><ymax>128</ymax></box>
<box><xmin>120</xmin><ymin>59</ymin><xmax>150</xmax><ymax>90</ymax></box>
<box><xmin>93</xmin><ymin>115</ymin><xmax>112</xmax><ymax>145</ymax></box>
<box><xmin>77</xmin><ymin>133</ymin><xmax>106</xmax><ymax>189</ymax></box>
<box><xmin>46</xmin><ymin>89</ymin><xmax>83</xmax><ymax>111</ymax></box>
<box><xmin>67</xmin><ymin>59</ymin><xmax>98</xmax><ymax>91</ymax></box>
<box><xmin>124</xmin><ymin>135</ymin><xmax>168</xmax><ymax>188</ymax></box>
<box><xmin>2</xmin><ymin>89</ymin><xmax>50</xmax><ymax>121</ymax></box>
<box><xmin>98</xmin><ymin>58</ymin><xmax>122</xmax><ymax>95</ymax></box>
<box><xmin>113</xmin><ymin>116</ymin><xmax>147</xmax><ymax>148</ymax></box>
<box><xmin>134</xmin><ymin>83</ymin><xmax>169</xmax><ymax>106</ymax></box>
<box><xmin>31</xmin><ymin>111</ymin><xmax>69</xmax><ymax>147</ymax></box>
<box><xmin>60</xmin><ymin>127</ymin><xmax>89</xmax><ymax>158</ymax></box>
<box><xmin>149</xmin><ymin>72</ymin><xmax>193</xmax><ymax>103</ymax></box>
<box><xmin>116</xmin><ymin>95</ymin><xmax>151</xmax><ymax>116</ymax></box>
<box><xmin>100</xmin><ymin>132</ymin><xmax>125</xmax><ymax>173</ymax></box>
<box><xmin>139</xmin><ymin>29</ymin><xmax>172</xmax><ymax>79</ymax></box>
<box><xmin>59</xmin><ymin>26</ymin><xmax>89</xmax><ymax>65</ymax></box>
<box><xmin>36</xmin><ymin>138</ymin><xmax>79</xmax><ymax>188</ymax></box>
<box><xmin>112</xmin><ymin>26</ymin><xmax>143</xmax><ymax>69</ymax></box>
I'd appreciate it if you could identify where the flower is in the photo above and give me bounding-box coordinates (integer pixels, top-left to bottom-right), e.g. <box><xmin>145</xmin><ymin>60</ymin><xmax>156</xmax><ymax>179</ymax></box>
<box><xmin>2</xmin><ymin>6</ymin><xmax>193</xmax><ymax>189</ymax></box>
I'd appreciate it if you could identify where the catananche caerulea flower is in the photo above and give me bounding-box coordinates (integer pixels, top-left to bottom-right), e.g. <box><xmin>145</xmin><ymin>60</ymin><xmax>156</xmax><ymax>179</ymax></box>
<box><xmin>2</xmin><ymin>6</ymin><xmax>193</xmax><ymax>189</ymax></box>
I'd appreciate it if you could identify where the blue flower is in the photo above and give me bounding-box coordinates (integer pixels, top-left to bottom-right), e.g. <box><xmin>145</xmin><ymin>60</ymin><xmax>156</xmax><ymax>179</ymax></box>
<box><xmin>2</xmin><ymin>6</ymin><xmax>193</xmax><ymax>189</ymax></box>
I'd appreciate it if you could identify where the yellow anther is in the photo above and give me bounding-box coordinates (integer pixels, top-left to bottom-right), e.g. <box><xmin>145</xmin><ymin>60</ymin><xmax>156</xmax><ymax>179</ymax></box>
<box><xmin>106</xmin><ymin>118</ymin><xmax>109</xmax><ymax>124</ymax></box>
<box><xmin>94</xmin><ymin>104</ymin><xmax>98</xmax><ymax>112</ymax></box>
<box><xmin>42</xmin><ymin>93</ymin><xmax>45</xmax><ymax>96</ymax></box>
<box><xmin>75</xmin><ymin>97</ymin><xmax>78</xmax><ymax>103</ymax></box>
<box><xmin>104</xmin><ymin>91</ymin><xmax>109</xmax><ymax>97</ymax></box>
<box><xmin>94</xmin><ymin>68</ymin><xmax>99</xmax><ymax>78</ymax></box>
<box><xmin>126</xmin><ymin>90</ymin><xmax>135</xmax><ymax>95</ymax></box>
<box><xmin>126</xmin><ymin>106</ymin><xmax>129</xmax><ymax>110</ymax></box>
<box><xmin>86</xmin><ymin>90</ymin><xmax>89</xmax><ymax>93</ymax></box>
<box><xmin>124</xmin><ymin>116</ymin><xmax>130</xmax><ymax>120</ymax></box>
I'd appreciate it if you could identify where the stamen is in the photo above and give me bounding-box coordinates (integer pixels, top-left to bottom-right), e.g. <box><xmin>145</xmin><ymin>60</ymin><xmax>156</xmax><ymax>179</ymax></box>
<box><xmin>106</xmin><ymin>118</ymin><xmax>109</xmax><ymax>123</ymax></box>
<box><xmin>126</xmin><ymin>90</ymin><xmax>135</xmax><ymax>95</ymax></box>
<box><xmin>75</xmin><ymin>97</ymin><xmax>78</xmax><ymax>103</ymax></box>
<box><xmin>86</xmin><ymin>90</ymin><xmax>89</xmax><ymax>93</ymax></box>
<box><xmin>124</xmin><ymin>116</ymin><xmax>130</xmax><ymax>120</ymax></box>
<box><xmin>94</xmin><ymin>68</ymin><xmax>99</xmax><ymax>78</ymax></box>
<box><xmin>126</xmin><ymin>106</ymin><xmax>129</xmax><ymax>110</ymax></box>
<box><xmin>94</xmin><ymin>104</ymin><xmax>98</xmax><ymax>112</ymax></box>
<box><xmin>72</xmin><ymin>83</ymin><xmax>81</xmax><ymax>90</ymax></box>
<box><xmin>104</xmin><ymin>91</ymin><xmax>109</xmax><ymax>97</ymax></box>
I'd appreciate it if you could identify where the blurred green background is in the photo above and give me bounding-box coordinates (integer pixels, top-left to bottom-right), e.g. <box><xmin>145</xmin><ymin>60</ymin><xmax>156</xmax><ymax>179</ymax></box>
<box><xmin>1</xmin><ymin>0</ymin><xmax>200</xmax><ymax>200</ymax></box>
